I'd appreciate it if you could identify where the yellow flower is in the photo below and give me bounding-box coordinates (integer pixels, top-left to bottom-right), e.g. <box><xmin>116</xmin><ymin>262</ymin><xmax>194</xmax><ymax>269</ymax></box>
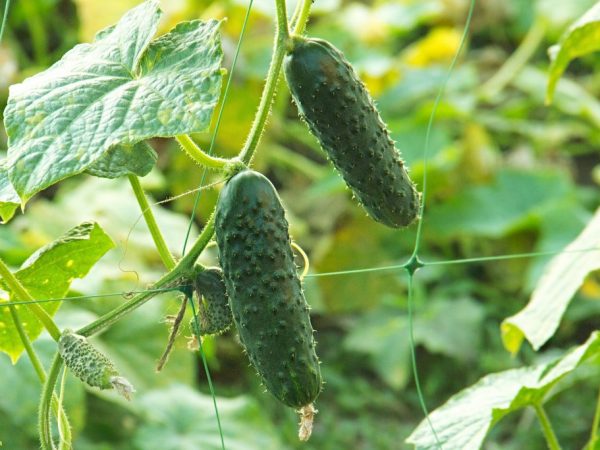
<box><xmin>403</xmin><ymin>27</ymin><xmax>463</xmax><ymax>67</ymax></box>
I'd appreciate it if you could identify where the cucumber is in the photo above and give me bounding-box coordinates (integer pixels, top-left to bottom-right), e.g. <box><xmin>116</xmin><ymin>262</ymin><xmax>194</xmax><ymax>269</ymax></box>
<box><xmin>215</xmin><ymin>170</ymin><xmax>322</xmax><ymax>409</ymax></box>
<box><xmin>59</xmin><ymin>329</ymin><xmax>134</xmax><ymax>399</ymax></box>
<box><xmin>284</xmin><ymin>36</ymin><xmax>420</xmax><ymax>228</ymax></box>
<box><xmin>189</xmin><ymin>266</ymin><xmax>232</xmax><ymax>336</ymax></box>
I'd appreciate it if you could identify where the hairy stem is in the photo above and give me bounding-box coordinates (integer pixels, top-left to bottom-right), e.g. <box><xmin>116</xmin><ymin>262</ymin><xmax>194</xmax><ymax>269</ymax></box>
<box><xmin>534</xmin><ymin>403</ymin><xmax>562</xmax><ymax>450</ymax></box>
<box><xmin>39</xmin><ymin>354</ymin><xmax>64</xmax><ymax>450</ymax></box>
<box><xmin>176</xmin><ymin>135</ymin><xmax>233</xmax><ymax>170</ymax></box>
<box><xmin>128</xmin><ymin>175</ymin><xmax>177</xmax><ymax>270</ymax></box>
<box><xmin>238</xmin><ymin>0</ymin><xmax>289</xmax><ymax>164</ymax></box>
<box><xmin>0</xmin><ymin>257</ymin><xmax>61</xmax><ymax>341</ymax></box>
<box><xmin>292</xmin><ymin>0</ymin><xmax>312</xmax><ymax>35</ymax></box>
<box><xmin>9</xmin><ymin>305</ymin><xmax>72</xmax><ymax>448</ymax></box>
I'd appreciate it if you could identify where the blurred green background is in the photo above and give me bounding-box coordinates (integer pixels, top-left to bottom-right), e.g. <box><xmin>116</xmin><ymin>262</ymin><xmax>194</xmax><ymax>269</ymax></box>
<box><xmin>1</xmin><ymin>0</ymin><xmax>600</xmax><ymax>448</ymax></box>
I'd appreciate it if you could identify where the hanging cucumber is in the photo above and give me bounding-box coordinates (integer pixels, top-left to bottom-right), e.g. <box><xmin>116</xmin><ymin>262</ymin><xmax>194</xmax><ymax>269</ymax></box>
<box><xmin>284</xmin><ymin>36</ymin><xmax>420</xmax><ymax>228</ymax></box>
<box><xmin>215</xmin><ymin>170</ymin><xmax>322</xmax><ymax>438</ymax></box>
<box><xmin>189</xmin><ymin>266</ymin><xmax>232</xmax><ymax>336</ymax></box>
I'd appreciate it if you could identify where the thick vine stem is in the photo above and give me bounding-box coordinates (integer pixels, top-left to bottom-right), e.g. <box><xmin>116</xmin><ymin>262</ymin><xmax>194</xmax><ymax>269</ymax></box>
<box><xmin>128</xmin><ymin>175</ymin><xmax>177</xmax><ymax>270</ymax></box>
<box><xmin>292</xmin><ymin>0</ymin><xmax>312</xmax><ymax>35</ymax></box>
<box><xmin>10</xmin><ymin>306</ymin><xmax>72</xmax><ymax>448</ymax></box>
<box><xmin>533</xmin><ymin>403</ymin><xmax>562</xmax><ymax>450</ymax></box>
<box><xmin>39</xmin><ymin>354</ymin><xmax>64</xmax><ymax>450</ymax></box>
<box><xmin>238</xmin><ymin>0</ymin><xmax>290</xmax><ymax>164</ymax></box>
<box><xmin>176</xmin><ymin>135</ymin><xmax>232</xmax><ymax>170</ymax></box>
<box><xmin>0</xmin><ymin>257</ymin><xmax>61</xmax><ymax>341</ymax></box>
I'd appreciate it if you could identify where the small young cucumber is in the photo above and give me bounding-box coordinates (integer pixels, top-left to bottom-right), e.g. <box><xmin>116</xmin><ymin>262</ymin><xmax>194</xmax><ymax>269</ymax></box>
<box><xmin>59</xmin><ymin>329</ymin><xmax>134</xmax><ymax>399</ymax></box>
<box><xmin>215</xmin><ymin>170</ymin><xmax>322</xmax><ymax>409</ymax></box>
<box><xmin>284</xmin><ymin>36</ymin><xmax>420</xmax><ymax>228</ymax></box>
<box><xmin>189</xmin><ymin>266</ymin><xmax>232</xmax><ymax>336</ymax></box>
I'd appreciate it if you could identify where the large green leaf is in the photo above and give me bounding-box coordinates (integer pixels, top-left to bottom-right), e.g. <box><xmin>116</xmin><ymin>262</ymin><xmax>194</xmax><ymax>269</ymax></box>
<box><xmin>502</xmin><ymin>207</ymin><xmax>600</xmax><ymax>354</ymax></box>
<box><xmin>546</xmin><ymin>1</ymin><xmax>600</xmax><ymax>103</ymax></box>
<box><xmin>0</xmin><ymin>222</ymin><xmax>114</xmax><ymax>362</ymax></box>
<box><xmin>425</xmin><ymin>169</ymin><xmax>571</xmax><ymax>238</ymax></box>
<box><xmin>0</xmin><ymin>159</ymin><xmax>19</xmax><ymax>223</ymax></box>
<box><xmin>407</xmin><ymin>331</ymin><xmax>600</xmax><ymax>450</ymax></box>
<box><xmin>344</xmin><ymin>298</ymin><xmax>484</xmax><ymax>389</ymax></box>
<box><xmin>133</xmin><ymin>384</ymin><xmax>285</xmax><ymax>450</ymax></box>
<box><xmin>85</xmin><ymin>141</ymin><xmax>157</xmax><ymax>179</ymax></box>
<box><xmin>4</xmin><ymin>0</ymin><xmax>223</xmax><ymax>201</ymax></box>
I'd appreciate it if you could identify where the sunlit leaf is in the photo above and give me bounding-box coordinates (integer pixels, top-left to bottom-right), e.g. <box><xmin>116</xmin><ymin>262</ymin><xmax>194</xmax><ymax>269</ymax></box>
<box><xmin>546</xmin><ymin>1</ymin><xmax>600</xmax><ymax>103</ymax></box>
<box><xmin>502</xmin><ymin>207</ymin><xmax>600</xmax><ymax>354</ymax></box>
<box><xmin>85</xmin><ymin>141</ymin><xmax>157</xmax><ymax>179</ymax></box>
<box><xmin>0</xmin><ymin>222</ymin><xmax>114</xmax><ymax>362</ymax></box>
<box><xmin>407</xmin><ymin>331</ymin><xmax>600</xmax><ymax>449</ymax></box>
<box><xmin>0</xmin><ymin>160</ymin><xmax>19</xmax><ymax>223</ymax></box>
<box><xmin>4</xmin><ymin>0</ymin><xmax>223</xmax><ymax>201</ymax></box>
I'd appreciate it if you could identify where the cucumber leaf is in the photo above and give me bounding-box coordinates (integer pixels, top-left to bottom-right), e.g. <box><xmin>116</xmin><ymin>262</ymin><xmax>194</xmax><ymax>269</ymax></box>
<box><xmin>546</xmin><ymin>1</ymin><xmax>600</xmax><ymax>103</ymax></box>
<box><xmin>133</xmin><ymin>384</ymin><xmax>284</xmax><ymax>450</ymax></box>
<box><xmin>4</xmin><ymin>0</ymin><xmax>223</xmax><ymax>202</ymax></box>
<box><xmin>0</xmin><ymin>222</ymin><xmax>114</xmax><ymax>362</ymax></box>
<box><xmin>85</xmin><ymin>141</ymin><xmax>157</xmax><ymax>179</ymax></box>
<box><xmin>407</xmin><ymin>331</ymin><xmax>600</xmax><ymax>450</ymax></box>
<box><xmin>501</xmin><ymin>207</ymin><xmax>600</xmax><ymax>354</ymax></box>
<box><xmin>0</xmin><ymin>160</ymin><xmax>19</xmax><ymax>223</ymax></box>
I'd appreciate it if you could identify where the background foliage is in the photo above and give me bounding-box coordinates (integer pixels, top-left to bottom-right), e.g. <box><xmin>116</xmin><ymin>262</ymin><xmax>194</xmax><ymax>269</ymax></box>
<box><xmin>1</xmin><ymin>0</ymin><xmax>600</xmax><ymax>448</ymax></box>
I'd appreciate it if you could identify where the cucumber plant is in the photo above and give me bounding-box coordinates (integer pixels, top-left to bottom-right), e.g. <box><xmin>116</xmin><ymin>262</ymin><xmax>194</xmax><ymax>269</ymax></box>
<box><xmin>2</xmin><ymin>0</ymin><xmax>598</xmax><ymax>449</ymax></box>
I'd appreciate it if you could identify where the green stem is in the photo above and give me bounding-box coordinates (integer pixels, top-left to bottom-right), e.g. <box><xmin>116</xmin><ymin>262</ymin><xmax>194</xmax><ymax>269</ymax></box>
<box><xmin>128</xmin><ymin>175</ymin><xmax>177</xmax><ymax>270</ymax></box>
<box><xmin>0</xmin><ymin>257</ymin><xmax>61</xmax><ymax>341</ymax></box>
<box><xmin>9</xmin><ymin>306</ymin><xmax>72</xmax><ymax>448</ymax></box>
<box><xmin>39</xmin><ymin>354</ymin><xmax>63</xmax><ymax>450</ymax></box>
<box><xmin>479</xmin><ymin>18</ymin><xmax>546</xmax><ymax>100</ymax></box>
<box><xmin>292</xmin><ymin>0</ymin><xmax>312</xmax><ymax>35</ymax></box>
<box><xmin>238</xmin><ymin>0</ymin><xmax>290</xmax><ymax>165</ymax></box>
<box><xmin>77</xmin><ymin>214</ymin><xmax>215</xmax><ymax>338</ymax></box>
<box><xmin>534</xmin><ymin>403</ymin><xmax>562</xmax><ymax>450</ymax></box>
<box><xmin>586</xmin><ymin>386</ymin><xmax>600</xmax><ymax>449</ymax></box>
<box><xmin>176</xmin><ymin>135</ymin><xmax>232</xmax><ymax>170</ymax></box>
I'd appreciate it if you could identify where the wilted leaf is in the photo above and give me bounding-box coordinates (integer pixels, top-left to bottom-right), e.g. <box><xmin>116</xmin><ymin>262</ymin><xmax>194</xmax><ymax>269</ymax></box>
<box><xmin>546</xmin><ymin>1</ymin><xmax>600</xmax><ymax>103</ymax></box>
<box><xmin>502</xmin><ymin>207</ymin><xmax>600</xmax><ymax>354</ymax></box>
<box><xmin>407</xmin><ymin>331</ymin><xmax>600</xmax><ymax>450</ymax></box>
<box><xmin>5</xmin><ymin>0</ymin><xmax>223</xmax><ymax>201</ymax></box>
<box><xmin>0</xmin><ymin>222</ymin><xmax>114</xmax><ymax>362</ymax></box>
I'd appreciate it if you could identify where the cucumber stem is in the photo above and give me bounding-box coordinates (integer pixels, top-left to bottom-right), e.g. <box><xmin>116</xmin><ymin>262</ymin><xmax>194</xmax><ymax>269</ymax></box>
<box><xmin>128</xmin><ymin>174</ymin><xmax>177</xmax><ymax>270</ymax></box>
<box><xmin>533</xmin><ymin>402</ymin><xmax>562</xmax><ymax>450</ymax></box>
<box><xmin>176</xmin><ymin>134</ymin><xmax>233</xmax><ymax>170</ymax></box>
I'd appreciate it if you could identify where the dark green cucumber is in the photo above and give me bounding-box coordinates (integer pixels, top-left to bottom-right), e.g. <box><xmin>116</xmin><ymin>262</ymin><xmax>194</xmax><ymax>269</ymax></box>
<box><xmin>189</xmin><ymin>266</ymin><xmax>232</xmax><ymax>336</ymax></box>
<box><xmin>215</xmin><ymin>170</ymin><xmax>322</xmax><ymax>409</ymax></box>
<box><xmin>284</xmin><ymin>36</ymin><xmax>420</xmax><ymax>228</ymax></box>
